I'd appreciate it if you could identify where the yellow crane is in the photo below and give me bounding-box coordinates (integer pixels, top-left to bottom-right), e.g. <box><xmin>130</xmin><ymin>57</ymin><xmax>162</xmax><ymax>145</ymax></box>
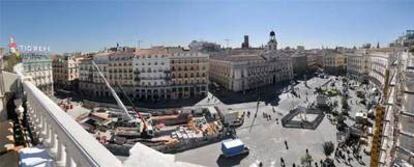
<box><xmin>370</xmin><ymin>69</ymin><xmax>390</xmax><ymax>167</ymax></box>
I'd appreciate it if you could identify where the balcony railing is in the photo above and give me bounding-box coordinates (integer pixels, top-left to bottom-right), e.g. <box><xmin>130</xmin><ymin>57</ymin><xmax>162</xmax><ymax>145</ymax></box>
<box><xmin>7</xmin><ymin>63</ymin><xmax>200</xmax><ymax>167</ymax></box>
<box><xmin>13</xmin><ymin>64</ymin><xmax>123</xmax><ymax>167</ymax></box>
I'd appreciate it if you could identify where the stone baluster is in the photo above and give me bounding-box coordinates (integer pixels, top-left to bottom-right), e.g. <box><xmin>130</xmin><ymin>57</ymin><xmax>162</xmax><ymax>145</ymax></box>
<box><xmin>40</xmin><ymin>112</ymin><xmax>47</xmax><ymax>140</ymax></box>
<box><xmin>65</xmin><ymin>147</ymin><xmax>77</xmax><ymax>167</ymax></box>
<box><xmin>48</xmin><ymin>129</ymin><xmax>58</xmax><ymax>156</ymax></box>
<box><xmin>56</xmin><ymin>136</ymin><xmax>66</xmax><ymax>167</ymax></box>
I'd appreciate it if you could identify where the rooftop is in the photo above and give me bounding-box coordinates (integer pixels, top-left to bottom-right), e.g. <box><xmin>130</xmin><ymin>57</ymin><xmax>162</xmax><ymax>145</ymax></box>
<box><xmin>211</xmin><ymin>54</ymin><xmax>264</xmax><ymax>62</ymax></box>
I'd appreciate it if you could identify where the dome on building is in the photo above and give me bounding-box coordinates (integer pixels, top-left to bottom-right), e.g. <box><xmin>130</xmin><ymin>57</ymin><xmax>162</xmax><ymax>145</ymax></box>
<box><xmin>270</xmin><ymin>31</ymin><xmax>275</xmax><ymax>37</ymax></box>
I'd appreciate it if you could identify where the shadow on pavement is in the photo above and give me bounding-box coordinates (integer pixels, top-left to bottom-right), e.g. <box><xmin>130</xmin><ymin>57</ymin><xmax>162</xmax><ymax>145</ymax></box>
<box><xmin>216</xmin><ymin>153</ymin><xmax>249</xmax><ymax>167</ymax></box>
<box><xmin>210</xmin><ymin>81</ymin><xmax>292</xmax><ymax>105</ymax></box>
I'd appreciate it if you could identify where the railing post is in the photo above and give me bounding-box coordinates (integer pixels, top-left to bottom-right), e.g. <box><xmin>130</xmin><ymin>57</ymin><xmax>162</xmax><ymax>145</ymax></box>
<box><xmin>48</xmin><ymin>127</ymin><xmax>58</xmax><ymax>156</ymax></box>
<box><xmin>65</xmin><ymin>147</ymin><xmax>76</xmax><ymax>167</ymax></box>
<box><xmin>40</xmin><ymin>112</ymin><xmax>47</xmax><ymax>140</ymax></box>
<box><xmin>56</xmin><ymin>137</ymin><xmax>66</xmax><ymax>167</ymax></box>
<box><xmin>19</xmin><ymin>77</ymin><xmax>123</xmax><ymax>167</ymax></box>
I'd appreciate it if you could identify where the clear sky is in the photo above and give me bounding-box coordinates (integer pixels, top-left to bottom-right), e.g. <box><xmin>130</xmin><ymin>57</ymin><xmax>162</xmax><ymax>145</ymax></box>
<box><xmin>1</xmin><ymin>0</ymin><xmax>413</xmax><ymax>53</ymax></box>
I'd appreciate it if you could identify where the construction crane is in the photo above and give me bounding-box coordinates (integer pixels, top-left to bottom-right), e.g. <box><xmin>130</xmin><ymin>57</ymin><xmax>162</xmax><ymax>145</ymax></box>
<box><xmin>370</xmin><ymin>69</ymin><xmax>390</xmax><ymax>167</ymax></box>
<box><xmin>92</xmin><ymin>61</ymin><xmax>133</xmax><ymax>120</ymax></box>
<box><xmin>115</xmin><ymin>84</ymin><xmax>154</xmax><ymax>138</ymax></box>
<box><xmin>91</xmin><ymin>61</ymin><xmax>153</xmax><ymax>137</ymax></box>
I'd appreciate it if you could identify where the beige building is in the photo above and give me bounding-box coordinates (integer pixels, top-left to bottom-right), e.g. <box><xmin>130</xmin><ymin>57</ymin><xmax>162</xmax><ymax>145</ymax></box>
<box><xmin>209</xmin><ymin>31</ymin><xmax>293</xmax><ymax>92</ymax></box>
<box><xmin>52</xmin><ymin>53</ymin><xmax>84</xmax><ymax>90</ymax></box>
<box><xmin>324</xmin><ymin>50</ymin><xmax>347</xmax><ymax>75</ymax></box>
<box><xmin>346</xmin><ymin>51</ymin><xmax>369</xmax><ymax>82</ymax></box>
<box><xmin>366</xmin><ymin>51</ymin><xmax>397</xmax><ymax>88</ymax></box>
<box><xmin>79</xmin><ymin>47</ymin><xmax>208</xmax><ymax>101</ymax></box>
<box><xmin>169</xmin><ymin>52</ymin><xmax>209</xmax><ymax>99</ymax></box>
<box><xmin>306</xmin><ymin>50</ymin><xmax>324</xmax><ymax>73</ymax></box>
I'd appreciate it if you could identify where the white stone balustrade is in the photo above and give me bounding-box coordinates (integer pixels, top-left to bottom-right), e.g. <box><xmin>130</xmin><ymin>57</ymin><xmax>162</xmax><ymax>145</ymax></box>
<box><xmin>21</xmin><ymin>79</ymin><xmax>123</xmax><ymax>167</ymax></box>
<box><xmin>10</xmin><ymin>63</ymin><xmax>199</xmax><ymax>167</ymax></box>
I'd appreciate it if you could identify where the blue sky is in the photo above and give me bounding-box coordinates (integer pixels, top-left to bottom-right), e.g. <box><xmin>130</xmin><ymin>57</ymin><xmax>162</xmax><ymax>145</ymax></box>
<box><xmin>1</xmin><ymin>0</ymin><xmax>413</xmax><ymax>53</ymax></box>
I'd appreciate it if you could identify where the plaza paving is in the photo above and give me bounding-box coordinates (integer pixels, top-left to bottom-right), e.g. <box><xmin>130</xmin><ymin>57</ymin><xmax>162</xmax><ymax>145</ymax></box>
<box><xmin>54</xmin><ymin>75</ymin><xmax>374</xmax><ymax>167</ymax></box>
<box><xmin>176</xmin><ymin>76</ymin><xmax>372</xmax><ymax>167</ymax></box>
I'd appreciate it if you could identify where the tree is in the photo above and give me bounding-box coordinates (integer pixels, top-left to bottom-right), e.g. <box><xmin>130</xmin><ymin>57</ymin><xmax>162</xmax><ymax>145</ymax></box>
<box><xmin>336</xmin><ymin>113</ymin><xmax>346</xmax><ymax>124</ymax></box>
<box><xmin>322</xmin><ymin>141</ymin><xmax>335</xmax><ymax>157</ymax></box>
<box><xmin>322</xmin><ymin>141</ymin><xmax>336</xmax><ymax>167</ymax></box>
<box><xmin>341</xmin><ymin>96</ymin><xmax>349</xmax><ymax>111</ymax></box>
<box><xmin>301</xmin><ymin>153</ymin><xmax>313</xmax><ymax>167</ymax></box>
<box><xmin>3</xmin><ymin>53</ymin><xmax>20</xmax><ymax>72</ymax></box>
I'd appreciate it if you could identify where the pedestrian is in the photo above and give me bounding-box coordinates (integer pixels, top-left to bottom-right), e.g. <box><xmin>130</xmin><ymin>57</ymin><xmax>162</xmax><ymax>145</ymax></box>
<box><xmin>284</xmin><ymin>140</ymin><xmax>289</xmax><ymax>150</ymax></box>
<box><xmin>259</xmin><ymin>162</ymin><xmax>263</xmax><ymax>167</ymax></box>
<box><xmin>281</xmin><ymin>157</ymin><xmax>285</xmax><ymax>166</ymax></box>
<box><xmin>315</xmin><ymin>162</ymin><xmax>318</xmax><ymax>167</ymax></box>
<box><xmin>292</xmin><ymin>163</ymin><xmax>295</xmax><ymax>167</ymax></box>
<box><xmin>320</xmin><ymin>160</ymin><xmax>323</xmax><ymax>166</ymax></box>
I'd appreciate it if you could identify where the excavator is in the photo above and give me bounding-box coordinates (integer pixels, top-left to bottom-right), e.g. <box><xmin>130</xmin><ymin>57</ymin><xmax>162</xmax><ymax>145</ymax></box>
<box><xmin>91</xmin><ymin>61</ymin><xmax>154</xmax><ymax>138</ymax></box>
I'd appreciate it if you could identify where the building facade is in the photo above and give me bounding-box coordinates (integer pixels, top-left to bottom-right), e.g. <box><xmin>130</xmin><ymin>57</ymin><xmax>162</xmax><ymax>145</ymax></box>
<box><xmin>21</xmin><ymin>53</ymin><xmax>54</xmax><ymax>96</ymax></box>
<box><xmin>291</xmin><ymin>53</ymin><xmax>308</xmax><ymax>78</ymax></box>
<box><xmin>306</xmin><ymin>50</ymin><xmax>324</xmax><ymax>73</ymax></box>
<box><xmin>367</xmin><ymin>51</ymin><xmax>396</xmax><ymax>88</ymax></box>
<box><xmin>52</xmin><ymin>53</ymin><xmax>84</xmax><ymax>90</ymax></box>
<box><xmin>395</xmin><ymin>51</ymin><xmax>414</xmax><ymax>165</ymax></box>
<box><xmin>323</xmin><ymin>50</ymin><xmax>347</xmax><ymax>75</ymax></box>
<box><xmin>79</xmin><ymin>47</ymin><xmax>208</xmax><ymax>101</ymax></box>
<box><xmin>346</xmin><ymin>52</ymin><xmax>369</xmax><ymax>82</ymax></box>
<box><xmin>209</xmin><ymin>31</ymin><xmax>293</xmax><ymax>92</ymax></box>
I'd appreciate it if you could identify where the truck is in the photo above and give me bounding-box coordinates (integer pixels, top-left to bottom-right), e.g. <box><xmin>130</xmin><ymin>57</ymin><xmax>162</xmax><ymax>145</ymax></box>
<box><xmin>220</xmin><ymin>109</ymin><xmax>244</xmax><ymax>127</ymax></box>
<box><xmin>221</xmin><ymin>139</ymin><xmax>249</xmax><ymax>158</ymax></box>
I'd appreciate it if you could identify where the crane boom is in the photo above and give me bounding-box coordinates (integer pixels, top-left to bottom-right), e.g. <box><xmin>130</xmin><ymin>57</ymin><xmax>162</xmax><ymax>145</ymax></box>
<box><xmin>115</xmin><ymin>84</ymin><xmax>147</xmax><ymax>130</ymax></box>
<box><xmin>91</xmin><ymin>61</ymin><xmax>133</xmax><ymax>120</ymax></box>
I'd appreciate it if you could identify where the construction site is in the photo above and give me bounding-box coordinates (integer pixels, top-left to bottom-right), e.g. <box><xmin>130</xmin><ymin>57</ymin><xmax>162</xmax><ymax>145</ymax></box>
<box><xmin>55</xmin><ymin>61</ymin><xmax>244</xmax><ymax>156</ymax></box>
